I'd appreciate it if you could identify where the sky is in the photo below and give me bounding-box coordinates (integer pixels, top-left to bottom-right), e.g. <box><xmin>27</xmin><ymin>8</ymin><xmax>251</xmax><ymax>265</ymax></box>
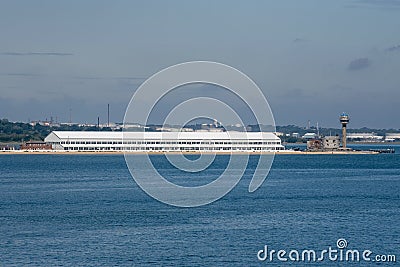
<box><xmin>1</xmin><ymin>0</ymin><xmax>400</xmax><ymax>129</ymax></box>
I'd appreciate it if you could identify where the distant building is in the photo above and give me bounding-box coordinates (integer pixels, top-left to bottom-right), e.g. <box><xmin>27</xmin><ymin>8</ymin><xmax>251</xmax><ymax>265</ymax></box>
<box><xmin>155</xmin><ymin>127</ymin><xmax>194</xmax><ymax>132</ymax></box>
<box><xmin>30</xmin><ymin>120</ymin><xmax>51</xmax><ymax>127</ymax></box>
<box><xmin>307</xmin><ymin>139</ymin><xmax>323</xmax><ymax>151</ymax></box>
<box><xmin>196</xmin><ymin>128</ymin><xmax>224</xmax><ymax>132</ymax></box>
<box><xmin>385</xmin><ymin>133</ymin><xmax>400</xmax><ymax>141</ymax></box>
<box><xmin>346</xmin><ymin>133</ymin><xmax>384</xmax><ymax>142</ymax></box>
<box><xmin>0</xmin><ymin>145</ymin><xmax>16</xmax><ymax>151</ymax></box>
<box><xmin>306</xmin><ymin>136</ymin><xmax>340</xmax><ymax>151</ymax></box>
<box><xmin>292</xmin><ymin>132</ymin><xmax>300</xmax><ymax>138</ymax></box>
<box><xmin>44</xmin><ymin>131</ymin><xmax>285</xmax><ymax>152</ymax></box>
<box><xmin>302</xmin><ymin>133</ymin><xmax>317</xmax><ymax>139</ymax></box>
<box><xmin>20</xmin><ymin>141</ymin><xmax>52</xmax><ymax>150</ymax></box>
<box><xmin>322</xmin><ymin>136</ymin><xmax>340</xmax><ymax>150</ymax></box>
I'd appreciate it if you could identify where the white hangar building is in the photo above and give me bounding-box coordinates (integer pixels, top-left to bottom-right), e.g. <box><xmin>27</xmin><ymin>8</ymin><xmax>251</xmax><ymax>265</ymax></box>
<box><xmin>44</xmin><ymin>131</ymin><xmax>285</xmax><ymax>152</ymax></box>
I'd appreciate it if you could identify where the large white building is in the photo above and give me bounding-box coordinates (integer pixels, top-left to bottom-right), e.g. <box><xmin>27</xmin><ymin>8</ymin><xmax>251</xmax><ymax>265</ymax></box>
<box><xmin>385</xmin><ymin>133</ymin><xmax>400</xmax><ymax>140</ymax></box>
<box><xmin>346</xmin><ymin>133</ymin><xmax>384</xmax><ymax>141</ymax></box>
<box><xmin>44</xmin><ymin>131</ymin><xmax>284</xmax><ymax>152</ymax></box>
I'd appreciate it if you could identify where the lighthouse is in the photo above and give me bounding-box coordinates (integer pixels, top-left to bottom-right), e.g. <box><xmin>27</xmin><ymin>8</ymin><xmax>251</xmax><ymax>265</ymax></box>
<box><xmin>340</xmin><ymin>113</ymin><xmax>350</xmax><ymax>149</ymax></box>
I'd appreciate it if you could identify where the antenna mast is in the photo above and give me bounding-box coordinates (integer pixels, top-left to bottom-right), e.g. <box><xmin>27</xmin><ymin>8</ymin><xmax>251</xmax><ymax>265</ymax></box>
<box><xmin>107</xmin><ymin>104</ymin><xmax>110</xmax><ymax>127</ymax></box>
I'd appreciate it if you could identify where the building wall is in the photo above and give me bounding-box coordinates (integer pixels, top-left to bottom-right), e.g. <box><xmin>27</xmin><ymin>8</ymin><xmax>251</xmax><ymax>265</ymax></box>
<box><xmin>322</xmin><ymin>136</ymin><xmax>340</xmax><ymax>149</ymax></box>
<box><xmin>307</xmin><ymin>140</ymin><xmax>322</xmax><ymax>151</ymax></box>
<box><xmin>44</xmin><ymin>131</ymin><xmax>285</xmax><ymax>152</ymax></box>
<box><xmin>20</xmin><ymin>142</ymin><xmax>52</xmax><ymax>150</ymax></box>
<box><xmin>386</xmin><ymin>133</ymin><xmax>400</xmax><ymax>139</ymax></box>
<box><xmin>346</xmin><ymin>133</ymin><xmax>384</xmax><ymax>140</ymax></box>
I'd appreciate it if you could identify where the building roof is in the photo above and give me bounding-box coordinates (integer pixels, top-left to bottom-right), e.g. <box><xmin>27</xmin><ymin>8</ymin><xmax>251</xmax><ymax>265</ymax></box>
<box><xmin>45</xmin><ymin>131</ymin><xmax>280</xmax><ymax>141</ymax></box>
<box><xmin>302</xmin><ymin>133</ymin><xmax>317</xmax><ymax>139</ymax></box>
<box><xmin>385</xmin><ymin>133</ymin><xmax>400</xmax><ymax>138</ymax></box>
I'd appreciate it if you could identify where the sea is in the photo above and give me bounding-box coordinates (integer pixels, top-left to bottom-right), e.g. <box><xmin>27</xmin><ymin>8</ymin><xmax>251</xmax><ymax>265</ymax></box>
<box><xmin>1</xmin><ymin>144</ymin><xmax>399</xmax><ymax>266</ymax></box>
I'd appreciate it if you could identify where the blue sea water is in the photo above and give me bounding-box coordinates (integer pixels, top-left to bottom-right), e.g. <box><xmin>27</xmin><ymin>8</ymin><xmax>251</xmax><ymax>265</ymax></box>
<box><xmin>0</xmin><ymin>146</ymin><xmax>399</xmax><ymax>266</ymax></box>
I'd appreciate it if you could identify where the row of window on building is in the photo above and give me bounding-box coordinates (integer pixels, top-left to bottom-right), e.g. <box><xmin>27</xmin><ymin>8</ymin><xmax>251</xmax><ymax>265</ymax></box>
<box><xmin>63</xmin><ymin>146</ymin><xmax>283</xmax><ymax>151</ymax></box>
<box><xmin>55</xmin><ymin>140</ymin><xmax>281</xmax><ymax>145</ymax></box>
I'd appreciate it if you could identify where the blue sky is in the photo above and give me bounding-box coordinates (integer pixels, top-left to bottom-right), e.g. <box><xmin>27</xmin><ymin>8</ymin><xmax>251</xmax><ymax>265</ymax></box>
<box><xmin>1</xmin><ymin>0</ymin><xmax>399</xmax><ymax>128</ymax></box>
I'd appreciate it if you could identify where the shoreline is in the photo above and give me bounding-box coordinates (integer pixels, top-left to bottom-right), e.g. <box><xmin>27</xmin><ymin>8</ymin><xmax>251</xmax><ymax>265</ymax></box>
<box><xmin>0</xmin><ymin>150</ymin><xmax>382</xmax><ymax>155</ymax></box>
<box><xmin>284</xmin><ymin>142</ymin><xmax>400</xmax><ymax>145</ymax></box>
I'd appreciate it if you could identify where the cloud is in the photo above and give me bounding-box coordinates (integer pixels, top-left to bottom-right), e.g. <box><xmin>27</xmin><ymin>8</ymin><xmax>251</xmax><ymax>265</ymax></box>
<box><xmin>329</xmin><ymin>84</ymin><xmax>354</xmax><ymax>92</ymax></box>
<box><xmin>0</xmin><ymin>52</ymin><xmax>73</xmax><ymax>56</ymax></box>
<box><xmin>385</xmin><ymin>44</ymin><xmax>400</xmax><ymax>52</ymax></box>
<box><xmin>0</xmin><ymin>73</ymin><xmax>145</xmax><ymax>80</ymax></box>
<box><xmin>293</xmin><ymin>38</ymin><xmax>307</xmax><ymax>43</ymax></box>
<box><xmin>72</xmin><ymin>76</ymin><xmax>145</xmax><ymax>81</ymax></box>
<box><xmin>112</xmin><ymin>76</ymin><xmax>146</xmax><ymax>80</ymax></box>
<box><xmin>348</xmin><ymin>58</ymin><xmax>370</xmax><ymax>71</ymax></box>
<box><xmin>350</xmin><ymin>0</ymin><xmax>400</xmax><ymax>8</ymax></box>
<box><xmin>0</xmin><ymin>73</ymin><xmax>42</xmax><ymax>77</ymax></box>
<box><xmin>280</xmin><ymin>88</ymin><xmax>309</xmax><ymax>98</ymax></box>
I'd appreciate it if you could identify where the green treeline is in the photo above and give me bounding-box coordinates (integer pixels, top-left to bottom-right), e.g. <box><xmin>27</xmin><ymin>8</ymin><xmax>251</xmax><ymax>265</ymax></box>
<box><xmin>0</xmin><ymin>119</ymin><xmax>113</xmax><ymax>143</ymax></box>
<box><xmin>1</xmin><ymin>118</ymin><xmax>399</xmax><ymax>144</ymax></box>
